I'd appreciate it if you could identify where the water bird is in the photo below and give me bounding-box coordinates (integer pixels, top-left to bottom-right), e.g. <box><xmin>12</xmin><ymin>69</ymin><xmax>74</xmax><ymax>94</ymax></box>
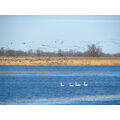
<box><xmin>75</xmin><ymin>82</ymin><xmax>81</xmax><ymax>86</ymax></box>
<box><xmin>84</xmin><ymin>82</ymin><xmax>88</xmax><ymax>86</ymax></box>
<box><xmin>69</xmin><ymin>83</ymin><xmax>74</xmax><ymax>87</ymax></box>
<box><xmin>60</xmin><ymin>82</ymin><xmax>65</xmax><ymax>87</ymax></box>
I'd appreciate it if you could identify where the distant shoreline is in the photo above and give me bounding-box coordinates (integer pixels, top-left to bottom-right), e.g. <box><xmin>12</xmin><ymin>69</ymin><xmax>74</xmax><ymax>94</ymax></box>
<box><xmin>0</xmin><ymin>56</ymin><xmax>120</xmax><ymax>66</ymax></box>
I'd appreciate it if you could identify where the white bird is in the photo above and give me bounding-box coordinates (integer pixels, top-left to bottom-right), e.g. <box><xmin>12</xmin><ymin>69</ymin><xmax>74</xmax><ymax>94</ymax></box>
<box><xmin>60</xmin><ymin>82</ymin><xmax>65</xmax><ymax>87</ymax></box>
<box><xmin>69</xmin><ymin>83</ymin><xmax>74</xmax><ymax>87</ymax></box>
<box><xmin>75</xmin><ymin>82</ymin><xmax>81</xmax><ymax>86</ymax></box>
<box><xmin>84</xmin><ymin>82</ymin><xmax>88</xmax><ymax>86</ymax></box>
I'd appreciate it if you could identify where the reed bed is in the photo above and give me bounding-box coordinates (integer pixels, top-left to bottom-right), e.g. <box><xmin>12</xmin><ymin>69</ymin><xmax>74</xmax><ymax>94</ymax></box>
<box><xmin>0</xmin><ymin>56</ymin><xmax>120</xmax><ymax>66</ymax></box>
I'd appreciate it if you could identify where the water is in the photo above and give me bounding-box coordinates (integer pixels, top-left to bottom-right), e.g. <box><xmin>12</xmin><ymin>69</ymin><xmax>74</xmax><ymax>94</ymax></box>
<box><xmin>0</xmin><ymin>65</ymin><xmax>120</xmax><ymax>105</ymax></box>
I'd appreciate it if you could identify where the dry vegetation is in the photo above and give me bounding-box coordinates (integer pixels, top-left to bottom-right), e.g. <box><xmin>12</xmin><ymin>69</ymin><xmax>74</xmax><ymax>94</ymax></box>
<box><xmin>0</xmin><ymin>56</ymin><xmax>120</xmax><ymax>66</ymax></box>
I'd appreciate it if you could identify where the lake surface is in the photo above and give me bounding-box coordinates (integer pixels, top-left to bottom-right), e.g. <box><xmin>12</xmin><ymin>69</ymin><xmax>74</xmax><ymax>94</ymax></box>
<box><xmin>0</xmin><ymin>65</ymin><xmax>120</xmax><ymax>105</ymax></box>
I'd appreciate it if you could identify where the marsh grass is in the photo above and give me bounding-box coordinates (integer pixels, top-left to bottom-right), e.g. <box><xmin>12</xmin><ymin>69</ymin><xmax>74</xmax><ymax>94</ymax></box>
<box><xmin>0</xmin><ymin>56</ymin><xmax>120</xmax><ymax>66</ymax></box>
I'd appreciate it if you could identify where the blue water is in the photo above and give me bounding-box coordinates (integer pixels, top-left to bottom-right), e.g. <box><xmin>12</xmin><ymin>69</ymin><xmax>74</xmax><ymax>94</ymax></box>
<box><xmin>0</xmin><ymin>65</ymin><xmax>120</xmax><ymax>105</ymax></box>
<box><xmin>0</xmin><ymin>65</ymin><xmax>120</xmax><ymax>73</ymax></box>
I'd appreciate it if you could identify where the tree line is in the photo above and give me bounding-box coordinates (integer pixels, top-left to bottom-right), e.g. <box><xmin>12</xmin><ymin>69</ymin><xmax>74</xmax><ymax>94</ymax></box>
<box><xmin>0</xmin><ymin>44</ymin><xmax>120</xmax><ymax>57</ymax></box>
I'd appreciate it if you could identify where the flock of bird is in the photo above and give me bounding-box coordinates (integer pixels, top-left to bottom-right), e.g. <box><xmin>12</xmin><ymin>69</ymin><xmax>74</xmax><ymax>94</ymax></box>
<box><xmin>60</xmin><ymin>82</ymin><xmax>88</xmax><ymax>87</ymax></box>
<box><xmin>1</xmin><ymin>39</ymin><xmax>120</xmax><ymax>51</ymax></box>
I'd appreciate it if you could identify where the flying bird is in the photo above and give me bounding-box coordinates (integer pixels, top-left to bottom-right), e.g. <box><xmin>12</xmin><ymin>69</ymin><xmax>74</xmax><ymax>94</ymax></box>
<box><xmin>61</xmin><ymin>41</ymin><xmax>64</xmax><ymax>44</ymax></box>
<box><xmin>22</xmin><ymin>42</ymin><xmax>26</xmax><ymax>45</ymax></box>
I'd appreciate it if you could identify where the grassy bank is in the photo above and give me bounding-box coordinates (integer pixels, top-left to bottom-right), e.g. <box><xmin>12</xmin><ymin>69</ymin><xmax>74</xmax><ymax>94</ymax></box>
<box><xmin>0</xmin><ymin>56</ymin><xmax>120</xmax><ymax>66</ymax></box>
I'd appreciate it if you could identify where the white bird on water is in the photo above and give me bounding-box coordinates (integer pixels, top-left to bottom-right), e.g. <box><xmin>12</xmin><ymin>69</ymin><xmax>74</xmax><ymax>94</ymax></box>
<box><xmin>60</xmin><ymin>82</ymin><xmax>65</xmax><ymax>87</ymax></box>
<box><xmin>69</xmin><ymin>83</ymin><xmax>74</xmax><ymax>87</ymax></box>
<box><xmin>84</xmin><ymin>82</ymin><xmax>88</xmax><ymax>86</ymax></box>
<box><xmin>75</xmin><ymin>81</ymin><xmax>81</xmax><ymax>86</ymax></box>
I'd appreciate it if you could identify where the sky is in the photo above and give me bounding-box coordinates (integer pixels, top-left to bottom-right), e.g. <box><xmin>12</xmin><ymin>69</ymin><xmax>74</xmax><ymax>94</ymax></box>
<box><xmin>0</xmin><ymin>15</ymin><xmax>120</xmax><ymax>54</ymax></box>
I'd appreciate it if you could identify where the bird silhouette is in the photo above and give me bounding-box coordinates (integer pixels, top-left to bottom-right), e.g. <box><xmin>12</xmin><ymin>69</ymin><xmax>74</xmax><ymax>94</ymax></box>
<box><xmin>22</xmin><ymin>42</ymin><xmax>26</xmax><ymax>45</ymax></box>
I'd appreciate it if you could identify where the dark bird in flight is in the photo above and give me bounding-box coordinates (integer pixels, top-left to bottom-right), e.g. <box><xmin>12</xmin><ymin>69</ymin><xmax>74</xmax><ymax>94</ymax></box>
<box><xmin>61</xmin><ymin>41</ymin><xmax>64</xmax><ymax>44</ymax></box>
<box><xmin>112</xmin><ymin>41</ymin><xmax>120</xmax><ymax>44</ymax></box>
<box><xmin>22</xmin><ymin>42</ymin><xmax>26</xmax><ymax>45</ymax></box>
<box><xmin>41</xmin><ymin>44</ymin><xmax>50</xmax><ymax>47</ymax></box>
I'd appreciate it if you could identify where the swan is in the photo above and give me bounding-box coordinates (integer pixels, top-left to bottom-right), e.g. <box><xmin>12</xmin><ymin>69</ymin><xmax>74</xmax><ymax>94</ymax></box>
<box><xmin>60</xmin><ymin>82</ymin><xmax>65</xmax><ymax>87</ymax></box>
<box><xmin>75</xmin><ymin>81</ymin><xmax>81</xmax><ymax>86</ymax></box>
<box><xmin>84</xmin><ymin>82</ymin><xmax>88</xmax><ymax>86</ymax></box>
<box><xmin>69</xmin><ymin>83</ymin><xmax>74</xmax><ymax>87</ymax></box>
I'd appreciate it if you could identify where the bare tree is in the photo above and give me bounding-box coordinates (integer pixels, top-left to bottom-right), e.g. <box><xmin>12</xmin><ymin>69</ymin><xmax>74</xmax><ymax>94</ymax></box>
<box><xmin>58</xmin><ymin>49</ymin><xmax>63</xmax><ymax>57</ymax></box>
<box><xmin>6</xmin><ymin>50</ymin><xmax>16</xmax><ymax>56</ymax></box>
<box><xmin>0</xmin><ymin>44</ymin><xmax>120</xmax><ymax>57</ymax></box>
<box><xmin>86</xmin><ymin>44</ymin><xmax>103</xmax><ymax>57</ymax></box>
<box><xmin>36</xmin><ymin>49</ymin><xmax>41</xmax><ymax>56</ymax></box>
<box><xmin>27</xmin><ymin>49</ymin><xmax>33</xmax><ymax>56</ymax></box>
<box><xmin>0</xmin><ymin>47</ymin><xmax>5</xmax><ymax>56</ymax></box>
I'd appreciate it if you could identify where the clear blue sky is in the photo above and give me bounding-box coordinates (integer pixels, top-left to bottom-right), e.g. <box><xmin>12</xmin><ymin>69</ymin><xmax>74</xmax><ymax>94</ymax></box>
<box><xmin>0</xmin><ymin>15</ymin><xmax>120</xmax><ymax>54</ymax></box>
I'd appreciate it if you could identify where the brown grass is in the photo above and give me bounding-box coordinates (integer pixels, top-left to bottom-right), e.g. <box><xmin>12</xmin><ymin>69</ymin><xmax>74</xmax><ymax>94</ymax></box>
<box><xmin>0</xmin><ymin>56</ymin><xmax>120</xmax><ymax>66</ymax></box>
